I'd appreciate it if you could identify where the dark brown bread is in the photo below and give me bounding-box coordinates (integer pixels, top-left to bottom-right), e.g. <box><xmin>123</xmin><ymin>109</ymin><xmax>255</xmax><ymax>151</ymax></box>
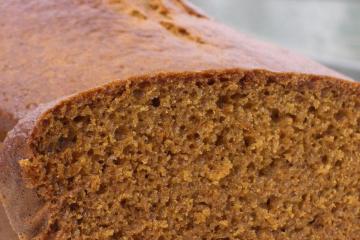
<box><xmin>0</xmin><ymin>1</ymin><xmax>359</xmax><ymax>240</ymax></box>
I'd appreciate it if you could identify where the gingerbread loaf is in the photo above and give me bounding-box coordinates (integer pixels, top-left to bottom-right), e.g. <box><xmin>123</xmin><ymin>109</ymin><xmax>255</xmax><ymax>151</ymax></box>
<box><xmin>0</xmin><ymin>0</ymin><xmax>359</xmax><ymax>239</ymax></box>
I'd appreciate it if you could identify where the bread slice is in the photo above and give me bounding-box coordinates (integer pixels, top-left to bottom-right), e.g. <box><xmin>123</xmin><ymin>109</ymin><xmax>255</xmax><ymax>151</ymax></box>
<box><xmin>0</xmin><ymin>1</ymin><xmax>359</xmax><ymax>240</ymax></box>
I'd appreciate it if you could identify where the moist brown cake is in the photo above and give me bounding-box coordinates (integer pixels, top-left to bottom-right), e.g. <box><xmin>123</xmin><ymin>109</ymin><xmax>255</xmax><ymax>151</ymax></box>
<box><xmin>0</xmin><ymin>0</ymin><xmax>359</xmax><ymax>240</ymax></box>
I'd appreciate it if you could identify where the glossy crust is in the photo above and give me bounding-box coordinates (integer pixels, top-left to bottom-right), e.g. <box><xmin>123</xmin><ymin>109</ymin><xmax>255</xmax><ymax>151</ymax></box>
<box><xmin>0</xmin><ymin>0</ymin><xmax>357</xmax><ymax>239</ymax></box>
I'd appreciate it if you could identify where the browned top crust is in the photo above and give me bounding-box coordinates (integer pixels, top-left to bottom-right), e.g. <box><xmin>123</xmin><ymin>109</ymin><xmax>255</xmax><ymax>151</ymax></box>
<box><xmin>0</xmin><ymin>0</ymin><xmax>347</xmax><ymax>125</ymax></box>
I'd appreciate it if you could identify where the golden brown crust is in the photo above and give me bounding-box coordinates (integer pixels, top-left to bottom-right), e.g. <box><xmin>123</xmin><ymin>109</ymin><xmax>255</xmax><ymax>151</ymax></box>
<box><xmin>0</xmin><ymin>0</ymin><xmax>348</xmax><ymax>122</ymax></box>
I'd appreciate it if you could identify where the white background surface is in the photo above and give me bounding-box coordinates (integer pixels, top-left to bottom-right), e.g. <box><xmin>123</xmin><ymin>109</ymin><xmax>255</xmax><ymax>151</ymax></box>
<box><xmin>190</xmin><ymin>0</ymin><xmax>360</xmax><ymax>80</ymax></box>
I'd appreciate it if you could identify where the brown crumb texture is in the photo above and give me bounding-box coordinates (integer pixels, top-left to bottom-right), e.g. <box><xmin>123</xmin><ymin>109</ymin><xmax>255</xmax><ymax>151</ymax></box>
<box><xmin>19</xmin><ymin>71</ymin><xmax>360</xmax><ymax>240</ymax></box>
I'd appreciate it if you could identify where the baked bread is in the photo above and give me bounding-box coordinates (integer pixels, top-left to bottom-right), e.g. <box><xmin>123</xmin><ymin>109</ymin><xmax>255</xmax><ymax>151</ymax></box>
<box><xmin>0</xmin><ymin>0</ymin><xmax>359</xmax><ymax>239</ymax></box>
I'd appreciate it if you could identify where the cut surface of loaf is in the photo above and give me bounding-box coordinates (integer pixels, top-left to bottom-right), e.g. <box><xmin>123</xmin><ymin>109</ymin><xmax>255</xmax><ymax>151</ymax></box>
<box><xmin>2</xmin><ymin>71</ymin><xmax>360</xmax><ymax>240</ymax></box>
<box><xmin>0</xmin><ymin>1</ymin><xmax>359</xmax><ymax>240</ymax></box>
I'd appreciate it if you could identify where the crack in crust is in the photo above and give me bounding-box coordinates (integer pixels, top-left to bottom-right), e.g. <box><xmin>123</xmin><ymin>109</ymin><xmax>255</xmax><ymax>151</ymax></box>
<box><xmin>159</xmin><ymin>20</ymin><xmax>205</xmax><ymax>44</ymax></box>
<box><xmin>97</xmin><ymin>0</ymin><xmax>208</xmax><ymax>44</ymax></box>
